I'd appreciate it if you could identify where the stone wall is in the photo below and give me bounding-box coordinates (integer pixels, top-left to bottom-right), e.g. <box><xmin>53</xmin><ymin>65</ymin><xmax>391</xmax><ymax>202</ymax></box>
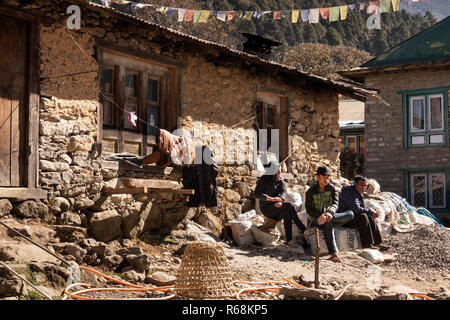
<box><xmin>363</xmin><ymin>67</ymin><xmax>450</xmax><ymax>195</ymax></box>
<box><xmin>0</xmin><ymin>0</ymin><xmax>344</xmax><ymax>242</ymax></box>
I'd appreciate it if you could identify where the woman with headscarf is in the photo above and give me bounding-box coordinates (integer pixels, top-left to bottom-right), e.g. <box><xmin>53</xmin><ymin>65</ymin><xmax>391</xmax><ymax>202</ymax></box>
<box><xmin>254</xmin><ymin>161</ymin><xmax>306</xmax><ymax>245</ymax></box>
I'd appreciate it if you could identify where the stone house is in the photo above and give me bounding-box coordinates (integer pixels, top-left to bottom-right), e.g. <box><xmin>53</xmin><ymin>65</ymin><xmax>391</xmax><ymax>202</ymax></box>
<box><xmin>342</xmin><ymin>16</ymin><xmax>450</xmax><ymax>220</ymax></box>
<box><xmin>0</xmin><ymin>0</ymin><xmax>378</xmax><ymax>241</ymax></box>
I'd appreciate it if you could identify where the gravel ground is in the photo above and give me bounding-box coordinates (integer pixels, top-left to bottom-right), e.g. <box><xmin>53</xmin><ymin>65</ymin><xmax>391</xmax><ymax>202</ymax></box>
<box><xmin>384</xmin><ymin>224</ymin><xmax>450</xmax><ymax>274</ymax></box>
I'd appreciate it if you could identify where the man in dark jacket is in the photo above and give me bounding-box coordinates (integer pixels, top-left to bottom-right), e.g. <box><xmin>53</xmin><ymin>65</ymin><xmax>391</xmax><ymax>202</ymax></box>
<box><xmin>305</xmin><ymin>166</ymin><xmax>354</xmax><ymax>263</ymax></box>
<box><xmin>339</xmin><ymin>175</ymin><xmax>390</xmax><ymax>251</ymax></box>
<box><xmin>254</xmin><ymin>162</ymin><xmax>306</xmax><ymax>246</ymax></box>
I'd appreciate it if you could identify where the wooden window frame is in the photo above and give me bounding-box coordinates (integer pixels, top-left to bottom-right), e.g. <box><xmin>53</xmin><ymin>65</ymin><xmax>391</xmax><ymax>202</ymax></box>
<box><xmin>399</xmin><ymin>87</ymin><xmax>449</xmax><ymax>151</ymax></box>
<box><xmin>96</xmin><ymin>43</ymin><xmax>182</xmax><ymax>157</ymax></box>
<box><xmin>404</xmin><ymin>167</ymin><xmax>450</xmax><ymax>213</ymax></box>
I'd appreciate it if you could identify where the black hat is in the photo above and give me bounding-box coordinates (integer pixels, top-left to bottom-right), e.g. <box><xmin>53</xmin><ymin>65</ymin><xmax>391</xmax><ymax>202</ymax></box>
<box><xmin>316</xmin><ymin>166</ymin><xmax>331</xmax><ymax>176</ymax></box>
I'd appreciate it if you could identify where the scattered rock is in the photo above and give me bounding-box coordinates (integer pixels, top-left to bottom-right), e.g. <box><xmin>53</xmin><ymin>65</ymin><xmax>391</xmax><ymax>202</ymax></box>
<box><xmin>89</xmin><ymin>210</ymin><xmax>122</xmax><ymax>243</ymax></box>
<box><xmin>122</xmin><ymin>270</ymin><xmax>145</xmax><ymax>283</ymax></box>
<box><xmin>339</xmin><ymin>286</ymin><xmax>376</xmax><ymax>300</ymax></box>
<box><xmin>0</xmin><ymin>199</ymin><xmax>13</xmax><ymax>218</ymax></box>
<box><xmin>57</xmin><ymin>212</ymin><xmax>82</xmax><ymax>226</ymax></box>
<box><xmin>63</xmin><ymin>244</ymin><xmax>87</xmax><ymax>264</ymax></box>
<box><xmin>116</xmin><ymin>247</ymin><xmax>143</xmax><ymax>257</ymax></box>
<box><xmin>7</xmin><ymin>226</ymin><xmax>32</xmax><ymax>238</ymax></box>
<box><xmin>194</xmin><ymin>210</ymin><xmax>223</xmax><ymax>237</ymax></box>
<box><xmin>375</xmin><ymin>293</ymin><xmax>412</xmax><ymax>300</ymax></box>
<box><xmin>297</xmin><ymin>272</ymin><xmax>322</xmax><ymax>287</ymax></box>
<box><xmin>145</xmin><ymin>271</ymin><xmax>176</xmax><ymax>286</ymax></box>
<box><xmin>126</xmin><ymin>254</ymin><xmax>153</xmax><ymax>272</ymax></box>
<box><xmin>49</xmin><ymin>197</ymin><xmax>71</xmax><ymax>214</ymax></box>
<box><xmin>103</xmin><ymin>254</ymin><xmax>123</xmax><ymax>268</ymax></box>
<box><xmin>279</xmin><ymin>287</ymin><xmax>334</xmax><ymax>300</ymax></box>
<box><xmin>53</xmin><ymin>225</ymin><xmax>87</xmax><ymax>242</ymax></box>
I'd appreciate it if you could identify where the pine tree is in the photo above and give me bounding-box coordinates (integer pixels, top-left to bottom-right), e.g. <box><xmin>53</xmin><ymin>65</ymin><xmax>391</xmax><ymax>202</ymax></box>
<box><xmin>325</xmin><ymin>27</ymin><xmax>342</xmax><ymax>46</ymax></box>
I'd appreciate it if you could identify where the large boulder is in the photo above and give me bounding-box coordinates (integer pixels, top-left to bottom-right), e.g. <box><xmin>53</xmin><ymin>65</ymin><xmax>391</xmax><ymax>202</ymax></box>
<box><xmin>0</xmin><ymin>241</ymin><xmax>59</xmax><ymax>264</ymax></box>
<box><xmin>194</xmin><ymin>211</ymin><xmax>223</xmax><ymax>237</ymax></box>
<box><xmin>13</xmin><ymin>200</ymin><xmax>49</xmax><ymax>218</ymax></box>
<box><xmin>122</xmin><ymin>202</ymin><xmax>151</xmax><ymax>239</ymax></box>
<box><xmin>89</xmin><ymin>210</ymin><xmax>122</xmax><ymax>243</ymax></box>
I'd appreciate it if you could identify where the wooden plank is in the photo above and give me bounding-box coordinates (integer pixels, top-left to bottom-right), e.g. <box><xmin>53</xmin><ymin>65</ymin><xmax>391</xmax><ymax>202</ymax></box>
<box><xmin>98</xmin><ymin>40</ymin><xmax>186</xmax><ymax>69</ymax></box>
<box><xmin>251</xmin><ymin>170</ymin><xmax>295</xmax><ymax>180</ymax></box>
<box><xmin>120</xmin><ymin>178</ymin><xmax>181</xmax><ymax>189</ymax></box>
<box><xmin>103</xmin><ymin>186</ymin><xmax>194</xmax><ymax>195</ymax></box>
<box><xmin>28</xmin><ymin>19</ymin><xmax>39</xmax><ymax>189</ymax></box>
<box><xmin>0</xmin><ymin>188</ymin><xmax>47</xmax><ymax>199</ymax></box>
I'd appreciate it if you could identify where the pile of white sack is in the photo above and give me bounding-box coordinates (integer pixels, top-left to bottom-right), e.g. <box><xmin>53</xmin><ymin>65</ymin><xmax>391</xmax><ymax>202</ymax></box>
<box><xmin>364</xmin><ymin>179</ymin><xmax>442</xmax><ymax>235</ymax></box>
<box><xmin>227</xmin><ymin>180</ymin><xmax>443</xmax><ymax>253</ymax></box>
<box><xmin>226</xmin><ymin>188</ymin><xmax>306</xmax><ymax>248</ymax></box>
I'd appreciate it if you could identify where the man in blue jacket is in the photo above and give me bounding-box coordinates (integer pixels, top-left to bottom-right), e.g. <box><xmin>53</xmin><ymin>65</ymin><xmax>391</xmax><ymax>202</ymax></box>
<box><xmin>339</xmin><ymin>175</ymin><xmax>390</xmax><ymax>251</ymax></box>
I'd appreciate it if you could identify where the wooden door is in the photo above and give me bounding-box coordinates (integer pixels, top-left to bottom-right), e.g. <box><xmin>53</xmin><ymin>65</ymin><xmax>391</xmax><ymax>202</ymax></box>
<box><xmin>0</xmin><ymin>15</ymin><xmax>28</xmax><ymax>186</ymax></box>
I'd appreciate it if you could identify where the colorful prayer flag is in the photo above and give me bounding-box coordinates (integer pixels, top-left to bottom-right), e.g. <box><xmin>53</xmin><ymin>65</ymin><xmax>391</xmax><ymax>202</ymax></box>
<box><xmin>367</xmin><ymin>1</ymin><xmax>379</xmax><ymax>13</ymax></box>
<box><xmin>193</xmin><ymin>10</ymin><xmax>201</xmax><ymax>23</ymax></box>
<box><xmin>237</xmin><ymin>11</ymin><xmax>243</xmax><ymax>19</ymax></box>
<box><xmin>348</xmin><ymin>4</ymin><xmax>356</xmax><ymax>12</ymax></box>
<box><xmin>217</xmin><ymin>11</ymin><xmax>227</xmax><ymax>22</ymax></box>
<box><xmin>391</xmin><ymin>0</ymin><xmax>399</xmax><ymax>12</ymax></box>
<box><xmin>165</xmin><ymin>7</ymin><xmax>177</xmax><ymax>17</ymax></box>
<box><xmin>360</xmin><ymin>3</ymin><xmax>367</xmax><ymax>11</ymax></box>
<box><xmin>380</xmin><ymin>0</ymin><xmax>391</xmax><ymax>13</ymax></box>
<box><xmin>309</xmin><ymin>8</ymin><xmax>320</xmax><ymax>23</ymax></box>
<box><xmin>273</xmin><ymin>11</ymin><xmax>281</xmax><ymax>20</ymax></box>
<box><xmin>301</xmin><ymin>9</ymin><xmax>309</xmax><ymax>22</ymax></box>
<box><xmin>177</xmin><ymin>8</ymin><xmax>186</xmax><ymax>21</ymax></box>
<box><xmin>339</xmin><ymin>6</ymin><xmax>348</xmax><ymax>20</ymax></box>
<box><xmin>243</xmin><ymin>11</ymin><xmax>253</xmax><ymax>20</ymax></box>
<box><xmin>184</xmin><ymin>9</ymin><xmax>194</xmax><ymax>21</ymax></box>
<box><xmin>198</xmin><ymin>10</ymin><xmax>210</xmax><ymax>23</ymax></box>
<box><xmin>281</xmin><ymin>10</ymin><xmax>290</xmax><ymax>19</ymax></box>
<box><xmin>329</xmin><ymin>6</ymin><xmax>340</xmax><ymax>22</ymax></box>
<box><xmin>292</xmin><ymin>10</ymin><xmax>300</xmax><ymax>23</ymax></box>
<box><xmin>155</xmin><ymin>6</ymin><xmax>168</xmax><ymax>14</ymax></box>
<box><xmin>319</xmin><ymin>7</ymin><xmax>329</xmax><ymax>19</ymax></box>
<box><xmin>226</xmin><ymin>11</ymin><xmax>237</xmax><ymax>21</ymax></box>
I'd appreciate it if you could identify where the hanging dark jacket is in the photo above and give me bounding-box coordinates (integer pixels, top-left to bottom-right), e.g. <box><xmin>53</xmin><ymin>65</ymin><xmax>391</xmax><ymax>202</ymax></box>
<box><xmin>182</xmin><ymin>146</ymin><xmax>218</xmax><ymax>207</ymax></box>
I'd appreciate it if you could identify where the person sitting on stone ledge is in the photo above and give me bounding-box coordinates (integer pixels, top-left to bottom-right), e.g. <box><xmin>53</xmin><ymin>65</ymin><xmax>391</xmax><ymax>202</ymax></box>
<box><xmin>338</xmin><ymin>175</ymin><xmax>391</xmax><ymax>252</ymax></box>
<box><xmin>254</xmin><ymin>161</ymin><xmax>306</xmax><ymax>246</ymax></box>
<box><xmin>305</xmin><ymin>166</ymin><xmax>354</xmax><ymax>263</ymax></box>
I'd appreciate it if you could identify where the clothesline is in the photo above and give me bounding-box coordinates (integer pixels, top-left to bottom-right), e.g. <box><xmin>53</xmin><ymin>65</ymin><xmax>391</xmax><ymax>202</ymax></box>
<box><xmin>94</xmin><ymin>0</ymin><xmax>411</xmax><ymax>24</ymax></box>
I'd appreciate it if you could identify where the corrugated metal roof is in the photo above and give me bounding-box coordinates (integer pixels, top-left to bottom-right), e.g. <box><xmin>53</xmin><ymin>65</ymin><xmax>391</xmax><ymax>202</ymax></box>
<box><xmin>76</xmin><ymin>0</ymin><xmax>379</xmax><ymax>100</ymax></box>
<box><xmin>362</xmin><ymin>16</ymin><xmax>450</xmax><ymax>68</ymax></box>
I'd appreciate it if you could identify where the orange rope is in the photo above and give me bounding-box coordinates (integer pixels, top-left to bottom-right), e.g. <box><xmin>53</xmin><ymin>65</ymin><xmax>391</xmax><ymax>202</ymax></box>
<box><xmin>411</xmin><ymin>294</ymin><xmax>435</xmax><ymax>300</ymax></box>
<box><xmin>64</xmin><ymin>266</ymin><xmax>175</xmax><ymax>300</ymax></box>
<box><xmin>282</xmin><ymin>277</ymin><xmax>309</xmax><ymax>289</ymax></box>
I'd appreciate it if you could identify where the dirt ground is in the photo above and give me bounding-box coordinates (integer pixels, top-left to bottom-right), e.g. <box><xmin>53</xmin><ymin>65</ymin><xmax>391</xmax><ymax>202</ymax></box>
<box><xmin>1</xmin><ymin>218</ymin><xmax>448</xmax><ymax>300</ymax></box>
<box><xmin>71</xmin><ymin>231</ymin><xmax>449</xmax><ymax>300</ymax></box>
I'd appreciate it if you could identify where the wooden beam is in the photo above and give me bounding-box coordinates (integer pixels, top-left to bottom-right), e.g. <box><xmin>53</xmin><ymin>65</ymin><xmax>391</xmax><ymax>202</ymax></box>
<box><xmin>119</xmin><ymin>178</ymin><xmax>181</xmax><ymax>189</ymax></box>
<box><xmin>251</xmin><ymin>171</ymin><xmax>295</xmax><ymax>180</ymax></box>
<box><xmin>0</xmin><ymin>188</ymin><xmax>47</xmax><ymax>200</ymax></box>
<box><xmin>103</xmin><ymin>186</ymin><xmax>194</xmax><ymax>195</ymax></box>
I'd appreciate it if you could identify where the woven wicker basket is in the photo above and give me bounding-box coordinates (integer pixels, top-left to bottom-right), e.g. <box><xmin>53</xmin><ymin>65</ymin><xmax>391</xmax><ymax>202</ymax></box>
<box><xmin>174</xmin><ymin>241</ymin><xmax>235</xmax><ymax>299</ymax></box>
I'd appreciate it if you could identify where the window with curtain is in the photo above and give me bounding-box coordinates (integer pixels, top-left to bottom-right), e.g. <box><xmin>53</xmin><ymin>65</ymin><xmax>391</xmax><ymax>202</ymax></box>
<box><xmin>406</xmin><ymin>92</ymin><xmax>447</xmax><ymax>148</ymax></box>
